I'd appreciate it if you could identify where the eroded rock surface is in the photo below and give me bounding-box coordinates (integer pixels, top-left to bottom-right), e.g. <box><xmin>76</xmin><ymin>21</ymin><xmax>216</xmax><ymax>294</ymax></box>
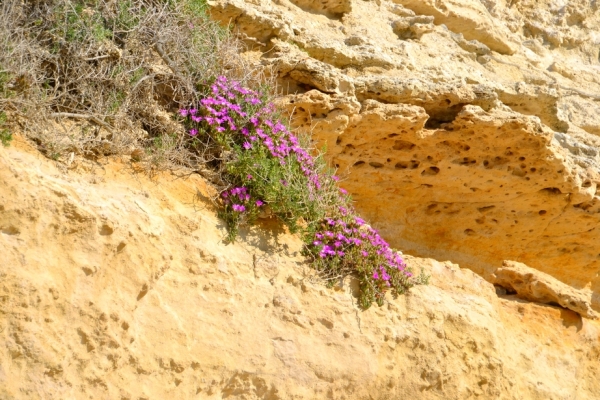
<box><xmin>208</xmin><ymin>0</ymin><xmax>600</xmax><ymax>310</ymax></box>
<box><xmin>493</xmin><ymin>260</ymin><xmax>599</xmax><ymax>319</ymax></box>
<box><xmin>1</xmin><ymin>138</ymin><xmax>600</xmax><ymax>399</ymax></box>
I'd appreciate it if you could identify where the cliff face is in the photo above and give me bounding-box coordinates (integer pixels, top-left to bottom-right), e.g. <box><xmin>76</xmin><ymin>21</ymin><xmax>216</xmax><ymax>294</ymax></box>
<box><xmin>208</xmin><ymin>0</ymin><xmax>600</xmax><ymax>310</ymax></box>
<box><xmin>3</xmin><ymin>1</ymin><xmax>600</xmax><ymax>398</ymax></box>
<box><xmin>2</xmin><ymin>137</ymin><xmax>600</xmax><ymax>399</ymax></box>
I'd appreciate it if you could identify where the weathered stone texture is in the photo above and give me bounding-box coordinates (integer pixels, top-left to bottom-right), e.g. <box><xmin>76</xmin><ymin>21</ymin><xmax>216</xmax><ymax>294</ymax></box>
<box><xmin>1</xmin><ymin>138</ymin><xmax>600</xmax><ymax>399</ymax></box>
<box><xmin>492</xmin><ymin>260</ymin><xmax>599</xmax><ymax>319</ymax></box>
<box><xmin>208</xmin><ymin>0</ymin><xmax>600</xmax><ymax>312</ymax></box>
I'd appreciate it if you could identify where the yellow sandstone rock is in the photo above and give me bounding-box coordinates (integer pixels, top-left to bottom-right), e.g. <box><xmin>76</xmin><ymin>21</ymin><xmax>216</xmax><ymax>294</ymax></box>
<box><xmin>1</xmin><ymin>137</ymin><xmax>600</xmax><ymax>399</ymax></box>
<box><xmin>209</xmin><ymin>0</ymin><xmax>600</xmax><ymax>312</ymax></box>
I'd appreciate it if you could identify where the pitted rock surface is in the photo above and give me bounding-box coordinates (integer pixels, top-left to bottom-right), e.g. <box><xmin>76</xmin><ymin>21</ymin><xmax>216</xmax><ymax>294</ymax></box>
<box><xmin>493</xmin><ymin>260</ymin><xmax>599</xmax><ymax>319</ymax></box>
<box><xmin>209</xmin><ymin>0</ymin><xmax>600</xmax><ymax>311</ymax></box>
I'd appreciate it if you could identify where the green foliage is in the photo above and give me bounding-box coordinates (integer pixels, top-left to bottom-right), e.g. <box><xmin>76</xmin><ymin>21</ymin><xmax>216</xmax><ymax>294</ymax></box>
<box><xmin>0</xmin><ymin>70</ymin><xmax>12</xmax><ymax>96</ymax></box>
<box><xmin>113</xmin><ymin>0</ymin><xmax>140</xmax><ymax>31</ymax></box>
<box><xmin>53</xmin><ymin>2</ymin><xmax>111</xmax><ymax>43</ymax></box>
<box><xmin>180</xmin><ymin>77</ymin><xmax>425</xmax><ymax>308</ymax></box>
<box><xmin>0</xmin><ymin>129</ymin><xmax>11</xmax><ymax>147</ymax></box>
<box><xmin>0</xmin><ymin>112</ymin><xmax>11</xmax><ymax>147</ymax></box>
<box><xmin>0</xmin><ymin>0</ymin><xmax>253</xmax><ymax>163</ymax></box>
<box><xmin>180</xmin><ymin>0</ymin><xmax>211</xmax><ymax>18</ymax></box>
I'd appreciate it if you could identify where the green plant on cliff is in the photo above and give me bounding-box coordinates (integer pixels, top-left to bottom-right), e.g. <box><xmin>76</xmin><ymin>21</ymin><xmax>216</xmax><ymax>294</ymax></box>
<box><xmin>0</xmin><ymin>0</ymin><xmax>255</xmax><ymax>163</ymax></box>
<box><xmin>0</xmin><ymin>0</ymin><xmax>423</xmax><ymax>309</ymax></box>
<box><xmin>179</xmin><ymin>76</ymin><xmax>422</xmax><ymax>308</ymax></box>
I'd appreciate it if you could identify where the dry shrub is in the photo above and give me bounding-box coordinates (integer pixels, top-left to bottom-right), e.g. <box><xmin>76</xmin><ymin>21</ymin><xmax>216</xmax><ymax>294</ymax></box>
<box><xmin>0</xmin><ymin>0</ymin><xmax>268</xmax><ymax>169</ymax></box>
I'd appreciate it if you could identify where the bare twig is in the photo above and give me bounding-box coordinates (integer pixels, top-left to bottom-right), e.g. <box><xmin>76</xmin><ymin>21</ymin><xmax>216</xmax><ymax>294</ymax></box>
<box><xmin>50</xmin><ymin>112</ymin><xmax>115</xmax><ymax>134</ymax></box>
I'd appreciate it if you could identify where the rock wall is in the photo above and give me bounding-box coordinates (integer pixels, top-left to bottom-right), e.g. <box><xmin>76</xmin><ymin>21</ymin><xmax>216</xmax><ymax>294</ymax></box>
<box><xmin>2</xmin><ymin>138</ymin><xmax>600</xmax><ymax>399</ymax></box>
<box><xmin>208</xmin><ymin>0</ymin><xmax>600</xmax><ymax>310</ymax></box>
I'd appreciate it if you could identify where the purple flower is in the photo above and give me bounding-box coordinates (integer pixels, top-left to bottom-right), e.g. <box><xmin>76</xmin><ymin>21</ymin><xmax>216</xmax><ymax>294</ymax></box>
<box><xmin>373</xmin><ymin>271</ymin><xmax>379</xmax><ymax>280</ymax></box>
<box><xmin>243</xmin><ymin>142</ymin><xmax>252</xmax><ymax>150</ymax></box>
<box><xmin>340</xmin><ymin>188</ymin><xmax>348</xmax><ymax>195</ymax></box>
<box><xmin>179</xmin><ymin>109</ymin><xmax>189</xmax><ymax>117</ymax></box>
<box><xmin>256</xmin><ymin>200</ymin><xmax>264</xmax><ymax>207</ymax></box>
<box><xmin>313</xmin><ymin>240</ymin><xmax>322</xmax><ymax>246</ymax></box>
<box><xmin>361</xmin><ymin>251</ymin><xmax>369</xmax><ymax>257</ymax></box>
<box><xmin>247</xmin><ymin>174</ymin><xmax>253</xmax><ymax>180</ymax></box>
<box><xmin>189</xmin><ymin>128</ymin><xmax>198</xmax><ymax>136</ymax></box>
<box><xmin>232</xmin><ymin>204</ymin><xmax>246</xmax><ymax>212</ymax></box>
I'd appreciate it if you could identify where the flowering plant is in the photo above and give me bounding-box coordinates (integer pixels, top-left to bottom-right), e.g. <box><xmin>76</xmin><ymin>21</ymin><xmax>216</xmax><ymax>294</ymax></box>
<box><xmin>180</xmin><ymin>76</ymin><xmax>421</xmax><ymax>308</ymax></box>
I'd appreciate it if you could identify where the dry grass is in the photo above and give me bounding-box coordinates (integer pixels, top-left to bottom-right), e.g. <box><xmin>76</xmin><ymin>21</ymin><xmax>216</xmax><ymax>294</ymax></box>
<box><xmin>0</xmin><ymin>0</ymin><xmax>269</xmax><ymax>170</ymax></box>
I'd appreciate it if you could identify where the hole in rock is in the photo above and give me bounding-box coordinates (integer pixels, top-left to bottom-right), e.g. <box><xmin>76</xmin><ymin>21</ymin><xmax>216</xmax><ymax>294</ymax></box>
<box><xmin>421</xmin><ymin>166</ymin><xmax>440</xmax><ymax>176</ymax></box>
<box><xmin>353</xmin><ymin>161</ymin><xmax>365</xmax><ymax>167</ymax></box>
<box><xmin>539</xmin><ymin>210</ymin><xmax>547</xmax><ymax>215</ymax></box>
<box><xmin>574</xmin><ymin>202</ymin><xmax>593</xmax><ymax>211</ymax></box>
<box><xmin>424</xmin><ymin>104</ymin><xmax>466</xmax><ymax>129</ymax></box>
<box><xmin>1</xmin><ymin>225</ymin><xmax>20</xmax><ymax>235</ymax></box>
<box><xmin>99</xmin><ymin>224</ymin><xmax>114</xmax><ymax>236</ymax></box>
<box><xmin>369</xmin><ymin>161</ymin><xmax>384</xmax><ymax>168</ymax></box>
<box><xmin>392</xmin><ymin>140</ymin><xmax>416</xmax><ymax>151</ymax></box>
<box><xmin>464</xmin><ymin>229</ymin><xmax>476</xmax><ymax>236</ymax></box>
<box><xmin>395</xmin><ymin>160</ymin><xmax>420</xmax><ymax>170</ymax></box>
<box><xmin>453</xmin><ymin>157</ymin><xmax>477</xmax><ymax>166</ymax></box>
<box><xmin>540</xmin><ymin>187</ymin><xmax>562</xmax><ymax>195</ymax></box>
<box><xmin>439</xmin><ymin>140</ymin><xmax>471</xmax><ymax>152</ymax></box>
<box><xmin>137</xmin><ymin>284</ymin><xmax>149</xmax><ymax>301</ymax></box>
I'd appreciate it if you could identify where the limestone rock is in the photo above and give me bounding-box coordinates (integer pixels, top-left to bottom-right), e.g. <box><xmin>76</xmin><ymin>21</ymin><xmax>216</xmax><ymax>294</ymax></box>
<box><xmin>208</xmin><ymin>0</ymin><xmax>600</xmax><ymax>313</ymax></box>
<box><xmin>492</xmin><ymin>261</ymin><xmax>599</xmax><ymax>319</ymax></box>
<box><xmin>289</xmin><ymin>0</ymin><xmax>352</xmax><ymax>15</ymax></box>
<box><xmin>2</xmin><ymin>138</ymin><xmax>600</xmax><ymax>399</ymax></box>
<box><xmin>391</xmin><ymin>16</ymin><xmax>435</xmax><ymax>40</ymax></box>
<box><xmin>392</xmin><ymin>0</ymin><xmax>519</xmax><ymax>54</ymax></box>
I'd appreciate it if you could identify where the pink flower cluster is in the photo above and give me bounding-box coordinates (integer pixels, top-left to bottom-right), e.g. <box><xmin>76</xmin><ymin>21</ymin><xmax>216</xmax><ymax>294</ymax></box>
<box><xmin>221</xmin><ymin>186</ymin><xmax>263</xmax><ymax>213</ymax></box>
<box><xmin>179</xmin><ymin>76</ymin><xmax>413</xmax><ymax>306</ymax></box>
<box><xmin>310</xmin><ymin>215</ymin><xmax>410</xmax><ymax>290</ymax></box>
<box><xmin>179</xmin><ymin>76</ymin><xmax>321</xmax><ymax>189</ymax></box>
